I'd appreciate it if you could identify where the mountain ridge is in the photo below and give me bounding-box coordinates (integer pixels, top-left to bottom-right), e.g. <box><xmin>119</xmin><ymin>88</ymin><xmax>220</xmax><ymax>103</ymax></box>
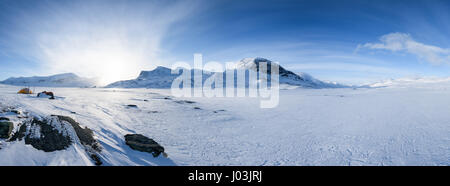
<box><xmin>0</xmin><ymin>73</ymin><xmax>97</xmax><ymax>88</ymax></box>
<box><xmin>0</xmin><ymin>58</ymin><xmax>349</xmax><ymax>89</ymax></box>
<box><xmin>106</xmin><ymin>57</ymin><xmax>348</xmax><ymax>89</ymax></box>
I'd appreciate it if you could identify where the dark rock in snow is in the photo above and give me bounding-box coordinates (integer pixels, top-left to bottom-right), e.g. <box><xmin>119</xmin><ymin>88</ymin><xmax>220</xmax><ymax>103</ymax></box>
<box><xmin>37</xmin><ymin>91</ymin><xmax>55</xmax><ymax>99</ymax></box>
<box><xmin>52</xmin><ymin>115</ymin><xmax>102</xmax><ymax>152</ymax></box>
<box><xmin>10</xmin><ymin>115</ymin><xmax>103</xmax><ymax>165</ymax></box>
<box><xmin>10</xmin><ymin>110</ymin><xmax>21</xmax><ymax>115</ymax></box>
<box><xmin>9</xmin><ymin>123</ymin><xmax>26</xmax><ymax>141</ymax></box>
<box><xmin>52</xmin><ymin>115</ymin><xmax>103</xmax><ymax>165</ymax></box>
<box><xmin>125</xmin><ymin>134</ymin><xmax>165</xmax><ymax>157</ymax></box>
<box><xmin>213</xmin><ymin>109</ymin><xmax>226</xmax><ymax>113</ymax></box>
<box><xmin>0</xmin><ymin>117</ymin><xmax>10</xmax><ymax>121</ymax></box>
<box><xmin>90</xmin><ymin>154</ymin><xmax>103</xmax><ymax>166</ymax></box>
<box><xmin>174</xmin><ymin>100</ymin><xmax>196</xmax><ymax>104</ymax></box>
<box><xmin>0</xmin><ymin>121</ymin><xmax>13</xmax><ymax>139</ymax></box>
<box><xmin>11</xmin><ymin>118</ymin><xmax>72</xmax><ymax>152</ymax></box>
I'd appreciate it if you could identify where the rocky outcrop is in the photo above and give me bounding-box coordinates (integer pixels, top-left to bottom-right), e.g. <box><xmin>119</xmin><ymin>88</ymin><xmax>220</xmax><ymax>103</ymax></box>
<box><xmin>37</xmin><ymin>91</ymin><xmax>55</xmax><ymax>99</ymax></box>
<box><xmin>174</xmin><ymin>100</ymin><xmax>196</xmax><ymax>104</ymax></box>
<box><xmin>52</xmin><ymin>115</ymin><xmax>102</xmax><ymax>152</ymax></box>
<box><xmin>0</xmin><ymin>121</ymin><xmax>13</xmax><ymax>139</ymax></box>
<box><xmin>125</xmin><ymin>134</ymin><xmax>165</xmax><ymax>157</ymax></box>
<box><xmin>10</xmin><ymin>118</ymin><xmax>72</xmax><ymax>151</ymax></box>
<box><xmin>10</xmin><ymin>115</ymin><xmax>103</xmax><ymax>165</ymax></box>
<box><xmin>0</xmin><ymin>117</ymin><xmax>10</xmax><ymax>121</ymax></box>
<box><xmin>126</xmin><ymin>104</ymin><xmax>138</xmax><ymax>108</ymax></box>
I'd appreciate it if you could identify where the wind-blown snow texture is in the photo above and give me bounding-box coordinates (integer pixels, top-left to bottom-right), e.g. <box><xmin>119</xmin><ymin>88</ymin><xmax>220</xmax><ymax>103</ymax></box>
<box><xmin>0</xmin><ymin>80</ymin><xmax>448</xmax><ymax>165</ymax></box>
<box><xmin>0</xmin><ymin>73</ymin><xmax>97</xmax><ymax>88</ymax></box>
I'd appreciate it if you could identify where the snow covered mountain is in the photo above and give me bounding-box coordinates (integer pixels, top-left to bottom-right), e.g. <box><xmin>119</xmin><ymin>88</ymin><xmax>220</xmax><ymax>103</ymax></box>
<box><xmin>364</xmin><ymin>77</ymin><xmax>450</xmax><ymax>88</ymax></box>
<box><xmin>106</xmin><ymin>66</ymin><xmax>176</xmax><ymax>88</ymax></box>
<box><xmin>235</xmin><ymin>57</ymin><xmax>347</xmax><ymax>88</ymax></box>
<box><xmin>106</xmin><ymin>66</ymin><xmax>213</xmax><ymax>88</ymax></box>
<box><xmin>107</xmin><ymin>58</ymin><xmax>347</xmax><ymax>89</ymax></box>
<box><xmin>0</xmin><ymin>73</ymin><xmax>97</xmax><ymax>87</ymax></box>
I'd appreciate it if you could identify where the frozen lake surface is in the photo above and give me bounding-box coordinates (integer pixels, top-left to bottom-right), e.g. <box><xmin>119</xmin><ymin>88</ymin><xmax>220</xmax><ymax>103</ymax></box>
<box><xmin>0</xmin><ymin>84</ymin><xmax>449</xmax><ymax>165</ymax></box>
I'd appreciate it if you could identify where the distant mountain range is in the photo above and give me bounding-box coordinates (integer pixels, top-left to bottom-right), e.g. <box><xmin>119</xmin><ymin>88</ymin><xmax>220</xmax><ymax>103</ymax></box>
<box><xmin>0</xmin><ymin>73</ymin><xmax>97</xmax><ymax>87</ymax></box>
<box><xmin>0</xmin><ymin>57</ymin><xmax>348</xmax><ymax>88</ymax></box>
<box><xmin>106</xmin><ymin>57</ymin><xmax>347</xmax><ymax>89</ymax></box>
<box><xmin>362</xmin><ymin>77</ymin><xmax>450</xmax><ymax>88</ymax></box>
<box><xmin>105</xmin><ymin>66</ymin><xmax>196</xmax><ymax>88</ymax></box>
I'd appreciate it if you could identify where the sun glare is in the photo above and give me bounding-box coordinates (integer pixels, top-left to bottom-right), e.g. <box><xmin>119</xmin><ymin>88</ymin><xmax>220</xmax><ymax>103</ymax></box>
<box><xmin>25</xmin><ymin>1</ymin><xmax>184</xmax><ymax>86</ymax></box>
<box><xmin>41</xmin><ymin>36</ymin><xmax>154</xmax><ymax>86</ymax></box>
<box><xmin>94</xmin><ymin>49</ymin><xmax>137</xmax><ymax>86</ymax></box>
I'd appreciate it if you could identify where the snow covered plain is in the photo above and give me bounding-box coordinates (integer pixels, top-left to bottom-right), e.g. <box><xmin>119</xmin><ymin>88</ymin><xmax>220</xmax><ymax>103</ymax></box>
<box><xmin>0</xmin><ymin>83</ymin><xmax>449</xmax><ymax>166</ymax></box>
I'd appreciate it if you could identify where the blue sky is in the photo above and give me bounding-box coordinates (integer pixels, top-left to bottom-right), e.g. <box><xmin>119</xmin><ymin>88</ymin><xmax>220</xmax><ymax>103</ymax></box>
<box><xmin>1</xmin><ymin>0</ymin><xmax>450</xmax><ymax>85</ymax></box>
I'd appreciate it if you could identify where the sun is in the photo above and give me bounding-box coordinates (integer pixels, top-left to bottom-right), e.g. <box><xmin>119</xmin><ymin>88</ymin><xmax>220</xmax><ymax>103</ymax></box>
<box><xmin>42</xmin><ymin>38</ymin><xmax>150</xmax><ymax>86</ymax></box>
<box><xmin>92</xmin><ymin>49</ymin><xmax>140</xmax><ymax>86</ymax></box>
<box><xmin>73</xmin><ymin>45</ymin><xmax>145</xmax><ymax>86</ymax></box>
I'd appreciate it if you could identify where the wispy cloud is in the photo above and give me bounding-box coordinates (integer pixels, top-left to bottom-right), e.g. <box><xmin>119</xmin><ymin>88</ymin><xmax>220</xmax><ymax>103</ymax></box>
<box><xmin>357</xmin><ymin>32</ymin><xmax>450</xmax><ymax>65</ymax></box>
<box><xmin>1</xmin><ymin>0</ymin><xmax>200</xmax><ymax>85</ymax></box>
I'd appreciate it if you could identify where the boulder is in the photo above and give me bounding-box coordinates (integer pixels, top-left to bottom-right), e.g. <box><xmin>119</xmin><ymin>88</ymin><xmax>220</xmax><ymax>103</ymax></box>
<box><xmin>37</xmin><ymin>91</ymin><xmax>55</xmax><ymax>99</ymax></box>
<box><xmin>10</xmin><ymin>109</ymin><xmax>21</xmax><ymax>115</ymax></box>
<box><xmin>90</xmin><ymin>154</ymin><xmax>103</xmax><ymax>166</ymax></box>
<box><xmin>125</xmin><ymin>134</ymin><xmax>165</xmax><ymax>157</ymax></box>
<box><xmin>213</xmin><ymin>109</ymin><xmax>226</xmax><ymax>113</ymax></box>
<box><xmin>10</xmin><ymin>115</ymin><xmax>103</xmax><ymax>165</ymax></box>
<box><xmin>174</xmin><ymin>100</ymin><xmax>195</xmax><ymax>104</ymax></box>
<box><xmin>52</xmin><ymin>115</ymin><xmax>103</xmax><ymax>165</ymax></box>
<box><xmin>0</xmin><ymin>117</ymin><xmax>9</xmax><ymax>121</ymax></box>
<box><xmin>10</xmin><ymin>118</ymin><xmax>72</xmax><ymax>152</ymax></box>
<box><xmin>0</xmin><ymin>121</ymin><xmax>13</xmax><ymax>139</ymax></box>
<box><xmin>52</xmin><ymin>115</ymin><xmax>102</xmax><ymax>151</ymax></box>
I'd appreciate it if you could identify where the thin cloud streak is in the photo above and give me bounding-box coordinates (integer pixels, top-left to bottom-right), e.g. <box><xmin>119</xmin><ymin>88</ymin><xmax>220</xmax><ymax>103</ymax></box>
<box><xmin>357</xmin><ymin>32</ymin><xmax>450</xmax><ymax>65</ymax></box>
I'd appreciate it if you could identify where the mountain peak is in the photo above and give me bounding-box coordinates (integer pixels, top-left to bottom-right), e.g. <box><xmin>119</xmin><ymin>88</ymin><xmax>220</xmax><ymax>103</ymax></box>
<box><xmin>236</xmin><ymin>57</ymin><xmax>281</xmax><ymax>70</ymax></box>
<box><xmin>49</xmin><ymin>73</ymin><xmax>79</xmax><ymax>79</ymax></box>
<box><xmin>0</xmin><ymin>73</ymin><xmax>95</xmax><ymax>87</ymax></box>
<box><xmin>154</xmin><ymin>66</ymin><xmax>171</xmax><ymax>71</ymax></box>
<box><xmin>235</xmin><ymin>57</ymin><xmax>347</xmax><ymax>88</ymax></box>
<box><xmin>137</xmin><ymin>66</ymin><xmax>174</xmax><ymax>80</ymax></box>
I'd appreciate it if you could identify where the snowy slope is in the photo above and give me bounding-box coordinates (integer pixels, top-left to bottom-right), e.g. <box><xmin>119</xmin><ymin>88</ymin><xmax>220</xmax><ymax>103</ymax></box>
<box><xmin>0</xmin><ymin>84</ymin><xmax>448</xmax><ymax>165</ymax></box>
<box><xmin>0</xmin><ymin>73</ymin><xmax>97</xmax><ymax>88</ymax></box>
